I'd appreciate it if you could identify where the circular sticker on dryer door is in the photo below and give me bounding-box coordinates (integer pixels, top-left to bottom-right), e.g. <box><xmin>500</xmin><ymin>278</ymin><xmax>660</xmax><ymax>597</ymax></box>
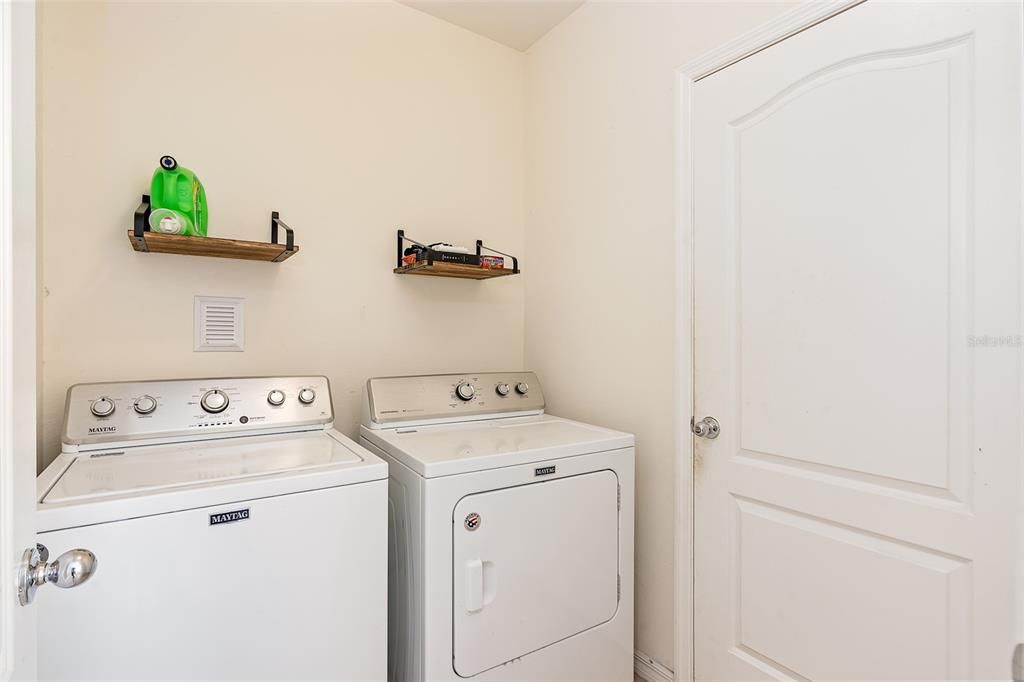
<box><xmin>464</xmin><ymin>513</ymin><xmax>481</xmax><ymax>531</ymax></box>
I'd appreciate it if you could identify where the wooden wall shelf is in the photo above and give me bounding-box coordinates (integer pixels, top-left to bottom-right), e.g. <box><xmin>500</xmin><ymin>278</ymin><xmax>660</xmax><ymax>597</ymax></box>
<box><xmin>129</xmin><ymin>195</ymin><xmax>298</xmax><ymax>263</ymax></box>
<box><xmin>394</xmin><ymin>260</ymin><xmax>517</xmax><ymax>280</ymax></box>
<box><xmin>395</xmin><ymin>229</ymin><xmax>519</xmax><ymax>281</ymax></box>
<box><xmin>128</xmin><ymin>230</ymin><xmax>299</xmax><ymax>262</ymax></box>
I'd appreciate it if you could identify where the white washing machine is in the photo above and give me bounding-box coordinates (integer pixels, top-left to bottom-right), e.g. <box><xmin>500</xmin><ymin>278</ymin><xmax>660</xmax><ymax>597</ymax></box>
<box><xmin>35</xmin><ymin>376</ymin><xmax>387</xmax><ymax>681</ymax></box>
<box><xmin>359</xmin><ymin>372</ymin><xmax>634</xmax><ymax>682</ymax></box>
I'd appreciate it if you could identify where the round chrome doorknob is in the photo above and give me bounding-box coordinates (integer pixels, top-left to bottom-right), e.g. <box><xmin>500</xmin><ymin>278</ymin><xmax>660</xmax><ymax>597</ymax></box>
<box><xmin>49</xmin><ymin>549</ymin><xmax>98</xmax><ymax>589</ymax></box>
<box><xmin>200</xmin><ymin>389</ymin><xmax>229</xmax><ymax>413</ymax></box>
<box><xmin>267</xmin><ymin>389</ymin><xmax>286</xmax><ymax>406</ymax></box>
<box><xmin>692</xmin><ymin>416</ymin><xmax>721</xmax><ymax>439</ymax></box>
<box><xmin>298</xmin><ymin>388</ymin><xmax>316</xmax><ymax>405</ymax></box>
<box><xmin>455</xmin><ymin>382</ymin><xmax>476</xmax><ymax>401</ymax></box>
<box><xmin>18</xmin><ymin>545</ymin><xmax>98</xmax><ymax>606</ymax></box>
<box><xmin>90</xmin><ymin>397</ymin><xmax>115</xmax><ymax>417</ymax></box>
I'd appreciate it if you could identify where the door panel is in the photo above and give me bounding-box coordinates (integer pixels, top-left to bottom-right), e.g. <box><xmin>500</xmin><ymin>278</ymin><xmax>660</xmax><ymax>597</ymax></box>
<box><xmin>734</xmin><ymin>498</ymin><xmax>969</xmax><ymax>681</ymax></box>
<box><xmin>736</xmin><ymin>39</ymin><xmax>970</xmax><ymax>495</ymax></box>
<box><xmin>452</xmin><ymin>471</ymin><xmax>619</xmax><ymax>677</ymax></box>
<box><xmin>693</xmin><ymin>2</ymin><xmax>1022</xmax><ymax>679</ymax></box>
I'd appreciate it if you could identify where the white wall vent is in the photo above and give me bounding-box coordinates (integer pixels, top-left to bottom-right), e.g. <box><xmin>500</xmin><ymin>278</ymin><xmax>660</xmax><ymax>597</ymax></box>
<box><xmin>194</xmin><ymin>296</ymin><xmax>244</xmax><ymax>352</ymax></box>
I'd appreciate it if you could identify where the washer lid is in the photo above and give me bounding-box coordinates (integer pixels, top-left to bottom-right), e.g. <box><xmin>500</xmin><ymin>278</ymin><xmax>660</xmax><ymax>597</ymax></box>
<box><xmin>42</xmin><ymin>431</ymin><xmax>367</xmax><ymax>505</ymax></box>
<box><xmin>359</xmin><ymin>414</ymin><xmax>634</xmax><ymax>478</ymax></box>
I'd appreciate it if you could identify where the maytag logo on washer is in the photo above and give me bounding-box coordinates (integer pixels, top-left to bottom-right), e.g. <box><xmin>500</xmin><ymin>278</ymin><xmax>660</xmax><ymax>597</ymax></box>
<box><xmin>88</xmin><ymin>426</ymin><xmax>117</xmax><ymax>434</ymax></box>
<box><xmin>209</xmin><ymin>508</ymin><xmax>250</xmax><ymax>526</ymax></box>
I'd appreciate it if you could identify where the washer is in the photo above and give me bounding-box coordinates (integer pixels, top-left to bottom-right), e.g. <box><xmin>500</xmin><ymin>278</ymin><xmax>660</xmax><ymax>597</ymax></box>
<box><xmin>36</xmin><ymin>376</ymin><xmax>387</xmax><ymax>681</ymax></box>
<box><xmin>360</xmin><ymin>372</ymin><xmax>634</xmax><ymax>682</ymax></box>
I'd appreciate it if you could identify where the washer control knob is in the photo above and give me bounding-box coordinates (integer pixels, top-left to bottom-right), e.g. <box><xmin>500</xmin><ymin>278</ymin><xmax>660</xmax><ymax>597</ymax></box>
<box><xmin>90</xmin><ymin>397</ymin><xmax>115</xmax><ymax>418</ymax></box>
<box><xmin>298</xmin><ymin>388</ymin><xmax>316</xmax><ymax>405</ymax></box>
<box><xmin>200</xmin><ymin>389</ymin><xmax>229</xmax><ymax>414</ymax></box>
<box><xmin>495</xmin><ymin>383</ymin><xmax>511</xmax><ymax>397</ymax></box>
<box><xmin>267</xmin><ymin>390</ymin><xmax>286</xmax><ymax>406</ymax></box>
<box><xmin>515</xmin><ymin>382</ymin><xmax>530</xmax><ymax>395</ymax></box>
<box><xmin>133</xmin><ymin>395</ymin><xmax>157</xmax><ymax>415</ymax></box>
<box><xmin>456</xmin><ymin>382</ymin><xmax>476</xmax><ymax>401</ymax></box>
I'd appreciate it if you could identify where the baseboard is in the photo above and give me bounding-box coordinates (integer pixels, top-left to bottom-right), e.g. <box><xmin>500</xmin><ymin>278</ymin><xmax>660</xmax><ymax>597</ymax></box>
<box><xmin>634</xmin><ymin>650</ymin><xmax>674</xmax><ymax>682</ymax></box>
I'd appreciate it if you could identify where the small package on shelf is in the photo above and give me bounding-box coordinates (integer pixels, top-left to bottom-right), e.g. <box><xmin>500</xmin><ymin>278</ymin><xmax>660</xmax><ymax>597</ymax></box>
<box><xmin>480</xmin><ymin>256</ymin><xmax>504</xmax><ymax>269</ymax></box>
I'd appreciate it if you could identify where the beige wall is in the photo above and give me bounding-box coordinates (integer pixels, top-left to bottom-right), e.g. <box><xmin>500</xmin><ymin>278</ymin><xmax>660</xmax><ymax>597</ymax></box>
<box><xmin>524</xmin><ymin>1</ymin><xmax>793</xmax><ymax>670</ymax></box>
<box><xmin>38</xmin><ymin>0</ymin><xmax>799</xmax><ymax>670</ymax></box>
<box><xmin>38</xmin><ymin>1</ymin><xmax>526</xmax><ymax>468</ymax></box>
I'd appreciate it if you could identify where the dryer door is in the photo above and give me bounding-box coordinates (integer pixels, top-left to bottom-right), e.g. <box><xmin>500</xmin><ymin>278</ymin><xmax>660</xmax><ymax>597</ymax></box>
<box><xmin>452</xmin><ymin>470</ymin><xmax>619</xmax><ymax>677</ymax></box>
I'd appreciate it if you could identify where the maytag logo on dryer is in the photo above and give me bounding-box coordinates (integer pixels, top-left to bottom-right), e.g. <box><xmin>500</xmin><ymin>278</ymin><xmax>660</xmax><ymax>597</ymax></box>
<box><xmin>534</xmin><ymin>465</ymin><xmax>556</xmax><ymax>477</ymax></box>
<box><xmin>88</xmin><ymin>426</ymin><xmax>117</xmax><ymax>434</ymax></box>
<box><xmin>209</xmin><ymin>508</ymin><xmax>250</xmax><ymax>526</ymax></box>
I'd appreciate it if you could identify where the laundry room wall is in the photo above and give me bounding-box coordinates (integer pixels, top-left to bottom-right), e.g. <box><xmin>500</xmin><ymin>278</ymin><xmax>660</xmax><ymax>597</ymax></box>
<box><xmin>37</xmin><ymin>1</ymin><xmax>526</xmax><ymax>469</ymax></box>
<box><xmin>523</xmin><ymin>1</ymin><xmax>794</xmax><ymax>672</ymax></box>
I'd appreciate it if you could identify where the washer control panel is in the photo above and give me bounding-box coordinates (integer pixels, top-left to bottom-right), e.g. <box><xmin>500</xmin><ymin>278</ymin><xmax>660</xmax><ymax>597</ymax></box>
<box><xmin>365</xmin><ymin>371</ymin><xmax>543</xmax><ymax>426</ymax></box>
<box><xmin>63</xmin><ymin>376</ymin><xmax>333</xmax><ymax>447</ymax></box>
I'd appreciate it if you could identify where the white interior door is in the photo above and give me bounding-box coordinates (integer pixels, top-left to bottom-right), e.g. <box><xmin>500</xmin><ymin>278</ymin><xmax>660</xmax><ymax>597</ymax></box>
<box><xmin>692</xmin><ymin>1</ymin><xmax>1022</xmax><ymax>679</ymax></box>
<box><xmin>0</xmin><ymin>1</ymin><xmax>37</xmax><ymax>679</ymax></box>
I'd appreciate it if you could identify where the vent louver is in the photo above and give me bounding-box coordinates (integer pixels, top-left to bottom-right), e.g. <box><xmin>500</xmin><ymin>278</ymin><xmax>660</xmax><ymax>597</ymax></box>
<box><xmin>194</xmin><ymin>296</ymin><xmax>244</xmax><ymax>352</ymax></box>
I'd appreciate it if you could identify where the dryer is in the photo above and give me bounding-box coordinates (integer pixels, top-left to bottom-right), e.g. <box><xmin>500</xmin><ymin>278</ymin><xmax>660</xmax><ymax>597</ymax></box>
<box><xmin>37</xmin><ymin>376</ymin><xmax>387</xmax><ymax>681</ymax></box>
<box><xmin>360</xmin><ymin>372</ymin><xmax>634</xmax><ymax>682</ymax></box>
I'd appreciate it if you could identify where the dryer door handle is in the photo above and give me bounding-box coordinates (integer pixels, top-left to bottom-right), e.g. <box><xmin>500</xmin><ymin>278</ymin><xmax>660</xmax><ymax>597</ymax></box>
<box><xmin>465</xmin><ymin>559</ymin><xmax>484</xmax><ymax>612</ymax></box>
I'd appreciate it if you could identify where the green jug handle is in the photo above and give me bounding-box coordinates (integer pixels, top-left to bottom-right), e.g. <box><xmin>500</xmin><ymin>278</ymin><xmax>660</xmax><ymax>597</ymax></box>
<box><xmin>157</xmin><ymin>156</ymin><xmax>179</xmax><ymax>212</ymax></box>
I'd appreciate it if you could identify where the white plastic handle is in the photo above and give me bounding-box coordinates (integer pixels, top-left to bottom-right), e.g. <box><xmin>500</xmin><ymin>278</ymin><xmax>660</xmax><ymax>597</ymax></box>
<box><xmin>465</xmin><ymin>558</ymin><xmax>483</xmax><ymax>613</ymax></box>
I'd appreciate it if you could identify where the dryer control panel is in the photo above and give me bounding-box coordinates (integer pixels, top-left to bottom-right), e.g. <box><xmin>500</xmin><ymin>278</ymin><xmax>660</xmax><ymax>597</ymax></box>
<box><xmin>63</xmin><ymin>376</ymin><xmax>333</xmax><ymax>449</ymax></box>
<box><xmin>365</xmin><ymin>372</ymin><xmax>544</xmax><ymax>427</ymax></box>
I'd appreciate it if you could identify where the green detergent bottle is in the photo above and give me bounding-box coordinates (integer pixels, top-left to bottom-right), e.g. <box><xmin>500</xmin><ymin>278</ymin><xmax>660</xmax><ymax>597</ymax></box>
<box><xmin>149</xmin><ymin>156</ymin><xmax>209</xmax><ymax>236</ymax></box>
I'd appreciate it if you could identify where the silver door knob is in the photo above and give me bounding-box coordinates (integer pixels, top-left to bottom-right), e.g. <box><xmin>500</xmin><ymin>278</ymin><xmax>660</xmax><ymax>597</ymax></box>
<box><xmin>692</xmin><ymin>416</ymin><xmax>721</xmax><ymax>439</ymax></box>
<box><xmin>18</xmin><ymin>544</ymin><xmax>97</xmax><ymax>606</ymax></box>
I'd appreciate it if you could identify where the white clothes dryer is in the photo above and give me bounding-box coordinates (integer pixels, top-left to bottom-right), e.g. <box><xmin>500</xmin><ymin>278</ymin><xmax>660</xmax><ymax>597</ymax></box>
<box><xmin>360</xmin><ymin>372</ymin><xmax>634</xmax><ymax>682</ymax></box>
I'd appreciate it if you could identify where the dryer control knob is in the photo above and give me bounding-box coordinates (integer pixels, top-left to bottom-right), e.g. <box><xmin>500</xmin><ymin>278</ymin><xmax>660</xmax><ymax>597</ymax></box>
<box><xmin>200</xmin><ymin>389</ymin><xmax>229</xmax><ymax>414</ymax></box>
<box><xmin>298</xmin><ymin>388</ymin><xmax>316</xmax><ymax>405</ymax></box>
<box><xmin>133</xmin><ymin>395</ymin><xmax>157</xmax><ymax>415</ymax></box>
<box><xmin>267</xmin><ymin>390</ymin><xmax>286</xmax><ymax>406</ymax></box>
<box><xmin>456</xmin><ymin>382</ymin><xmax>476</xmax><ymax>401</ymax></box>
<box><xmin>495</xmin><ymin>383</ymin><xmax>511</xmax><ymax>397</ymax></box>
<box><xmin>515</xmin><ymin>382</ymin><xmax>529</xmax><ymax>395</ymax></box>
<box><xmin>90</xmin><ymin>397</ymin><xmax>115</xmax><ymax>418</ymax></box>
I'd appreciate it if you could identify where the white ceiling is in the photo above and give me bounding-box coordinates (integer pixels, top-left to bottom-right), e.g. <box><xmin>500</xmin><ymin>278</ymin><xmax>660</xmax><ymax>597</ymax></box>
<box><xmin>399</xmin><ymin>1</ymin><xmax>585</xmax><ymax>52</ymax></box>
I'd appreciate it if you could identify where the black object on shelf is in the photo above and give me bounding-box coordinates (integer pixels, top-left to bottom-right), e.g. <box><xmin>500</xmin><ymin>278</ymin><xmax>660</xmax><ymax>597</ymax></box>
<box><xmin>394</xmin><ymin>229</ymin><xmax>519</xmax><ymax>280</ymax></box>
<box><xmin>128</xmin><ymin>195</ymin><xmax>298</xmax><ymax>262</ymax></box>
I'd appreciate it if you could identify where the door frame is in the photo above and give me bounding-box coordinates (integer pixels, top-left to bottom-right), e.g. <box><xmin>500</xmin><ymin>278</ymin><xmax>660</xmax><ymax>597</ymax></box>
<box><xmin>0</xmin><ymin>0</ymin><xmax>37</xmax><ymax>679</ymax></box>
<box><xmin>672</xmin><ymin>2</ymin><xmax>865</xmax><ymax>679</ymax></box>
<box><xmin>0</xmin><ymin>0</ymin><xmax>13</xmax><ymax>670</ymax></box>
